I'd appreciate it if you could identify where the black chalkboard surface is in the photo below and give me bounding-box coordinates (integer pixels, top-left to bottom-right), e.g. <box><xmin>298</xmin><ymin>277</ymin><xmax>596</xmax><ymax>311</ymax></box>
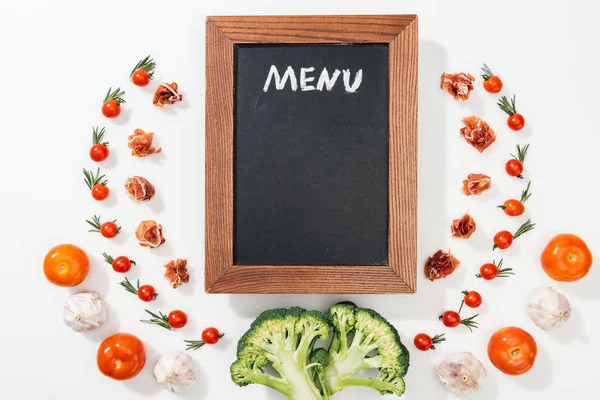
<box><xmin>234</xmin><ymin>44</ymin><xmax>389</xmax><ymax>266</ymax></box>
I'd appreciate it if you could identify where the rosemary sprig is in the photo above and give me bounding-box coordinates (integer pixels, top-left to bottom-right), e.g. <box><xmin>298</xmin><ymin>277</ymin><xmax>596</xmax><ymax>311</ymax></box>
<box><xmin>82</xmin><ymin>167</ymin><xmax>107</xmax><ymax>189</ymax></box>
<box><xmin>498</xmin><ymin>95</ymin><xmax>518</xmax><ymax>116</ymax></box>
<box><xmin>429</xmin><ymin>333</ymin><xmax>445</xmax><ymax>350</ymax></box>
<box><xmin>480</xmin><ymin>63</ymin><xmax>495</xmax><ymax>80</ymax></box>
<box><xmin>130</xmin><ymin>55</ymin><xmax>156</xmax><ymax>79</ymax></box>
<box><xmin>513</xmin><ymin>219</ymin><xmax>536</xmax><ymax>239</ymax></box>
<box><xmin>521</xmin><ymin>181</ymin><xmax>532</xmax><ymax>203</ymax></box>
<box><xmin>86</xmin><ymin>215</ymin><xmax>103</xmax><ymax>232</ymax></box>
<box><xmin>460</xmin><ymin>314</ymin><xmax>479</xmax><ymax>333</ymax></box>
<box><xmin>184</xmin><ymin>334</ymin><xmax>226</xmax><ymax>351</ymax></box>
<box><xmin>92</xmin><ymin>126</ymin><xmax>108</xmax><ymax>146</ymax></box>
<box><xmin>103</xmin><ymin>252</ymin><xmax>114</xmax><ymax>264</ymax></box>
<box><xmin>141</xmin><ymin>309</ymin><xmax>172</xmax><ymax>331</ymax></box>
<box><xmin>104</xmin><ymin>87</ymin><xmax>126</xmax><ymax>104</ymax></box>
<box><xmin>511</xmin><ymin>144</ymin><xmax>530</xmax><ymax>164</ymax></box>
<box><xmin>118</xmin><ymin>277</ymin><xmax>156</xmax><ymax>299</ymax></box>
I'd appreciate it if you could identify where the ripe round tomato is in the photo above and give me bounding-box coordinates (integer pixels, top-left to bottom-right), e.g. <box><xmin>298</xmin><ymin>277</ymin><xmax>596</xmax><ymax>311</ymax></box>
<box><xmin>541</xmin><ymin>234</ymin><xmax>592</xmax><ymax>282</ymax></box>
<box><xmin>168</xmin><ymin>310</ymin><xmax>188</xmax><ymax>329</ymax></box>
<box><xmin>505</xmin><ymin>159</ymin><xmax>524</xmax><ymax>177</ymax></box>
<box><xmin>97</xmin><ymin>333</ymin><xmax>146</xmax><ymax>380</ymax></box>
<box><xmin>463</xmin><ymin>291</ymin><xmax>482</xmax><ymax>308</ymax></box>
<box><xmin>132</xmin><ymin>70</ymin><xmax>150</xmax><ymax>86</ymax></box>
<box><xmin>479</xmin><ymin>263</ymin><xmax>498</xmax><ymax>280</ymax></box>
<box><xmin>91</xmin><ymin>184</ymin><xmax>109</xmax><ymax>201</ymax></box>
<box><xmin>202</xmin><ymin>327</ymin><xmax>222</xmax><ymax>344</ymax></box>
<box><xmin>100</xmin><ymin>221</ymin><xmax>119</xmax><ymax>238</ymax></box>
<box><xmin>483</xmin><ymin>76</ymin><xmax>503</xmax><ymax>93</ymax></box>
<box><xmin>488</xmin><ymin>327</ymin><xmax>537</xmax><ymax>375</ymax></box>
<box><xmin>102</xmin><ymin>100</ymin><xmax>121</xmax><ymax>118</ymax></box>
<box><xmin>494</xmin><ymin>231</ymin><xmax>513</xmax><ymax>250</ymax></box>
<box><xmin>441</xmin><ymin>311</ymin><xmax>460</xmax><ymax>328</ymax></box>
<box><xmin>413</xmin><ymin>333</ymin><xmax>433</xmax><ymax>351</ymax></box>
<box><xmin>502</xmin><ymin>199</ymin><xmax>525</xmax><ymax>216</ymax></box>
<box><xmin>112</xmin><ymin>256</ymin><xmax>133</xmax><ymax>273</ymax></box>
<box><xmin>507</xmin><ymin>114</ymin><xmax>525</xmax><ymax>131</ymax></box>
<box><xmin>137</xmin><ymin>285</ymin><xmax>156</xmax><ymax>302</ymax></box>
<box><xmin>90</xmin><ymin>143</ymin><xmax>109</xmax><ymax>162</ymax></box>
<box><xmin>43</xmin><ymin>244</ymin><xmax>90</xmax><ymax>287</ymax></box>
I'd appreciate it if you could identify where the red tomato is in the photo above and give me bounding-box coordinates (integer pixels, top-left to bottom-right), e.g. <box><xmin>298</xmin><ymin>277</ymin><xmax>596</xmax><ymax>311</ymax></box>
<box><xmin>463</xmin><ymin>290</ymin><xmax>482</xmax><ymax>308</ymax></box>
<box><xmin>102</xmin><ymin>100</ymin><xmax>121</xmax><ymax>118</ymax></box>
<box><xmin>483</xmin><ymin>76</ymin><xmax>503</xmax><ymax>93</ymax></box>
<box><xmin>505</xmin><ymin>159</ymin><xmax>524</xmax><ymax>177</ymax></box>
<box><xmin>507</xmin><ymin>114</ymin><xmax>525</xmax><ymax>131</ymax></box>
<box><xmin>132</xmin><ymin>70</ymin><xmax>150</xmax><ymax>86</ymax></box>
<box><xmin>97</xmin><ymin>333</ymin><xmax>146</xmax><ymax>380</ymax></box>
<box><xmin>92</xmin><ymin>184</ymin><xmax>109</xmax><ymax>201</ymax></box>
<box><xmin>479</xmin><ymin>263</ymin><xmax>498</xmax><ymax>280</ymax></box>
<box><xmin>112</xmin><ymin>256</ymin><xmax>134</xmax><ymax>273</ymax></box>
<box><xmin>100</xmin><ymin>222</ymin><xmax>119</xmax><ymax>238</ymax></box>
<box><xmin>541</xmin><ymin>234</ymin><xmax>593</xmax><ymax>282</ymax></box>
<box><xmin>493</xmin><ymin>231</ymin><xmax>513</xmax><ymax>250</ymax></box>
<box><xmin>413</xmin><ymin>333</ymin><xmax>432</xmax><ymax>351</ymax></box>
<box><xmin>138</xmin><ymin>285</ymin><xmax>156</xmax><ymax>302</ymax></box>
<box><xmin>43</xmin><ymin>244</ymin><xmax>90</xmax><ymax>287</ymax></box>
<box><xmin>488</xmin><ymin>327</ymin><xmax>537</xmax><ymax>375</ymax></box>
<box><xmin>90</xmin><ymin>143</ymin><xmax>109</xmax><ymax>162</ymax></box>
<box><xmin>202</xmin><ymin>327</ymin><xmax>222</xmax><ymax>344</ymax></box>
<box><xmin>168</xmin><ymin>310</ymin><xmax>188</xmax><ymax>329</ymax></box>
<box><xmin>501</xmin><ymin>199</ymin><xmax>525</xmax><ymax>216</ymax></box>
<box><xmin>440</xmin><ymin>311</ymin><xmax>460</xmax><ymax>328</ymax></box>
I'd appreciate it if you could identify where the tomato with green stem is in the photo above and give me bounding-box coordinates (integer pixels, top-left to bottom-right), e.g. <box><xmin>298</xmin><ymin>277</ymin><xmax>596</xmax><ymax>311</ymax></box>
<box><xmin>477</xmin><ymin>259</ymin><xmax>514</xmax><ymax>280</ymax></box>
<box><xmin>462</xmin><ymin>290</ymin><xmax>482</xmax><ymax>309</ymax></box>
<box><xmin>103</xmin><ymin>253</ymin><xmax>136</xmax><ymax>273</ymax></box>
<box><xmin>498</xmin><ymin>181</ymin><xmax>532</xmax><ymax>217</ymax></box>
<box><xmin>168</xmin><ymin>310</ymin><xmax>188</xmax><ymax>329</ymax></box>
<box><xmin>86</xmin><ymin>215</ymin><xmax>121</xmax><ymax>238</ymax></box>
<box><xmin>141</xmin><ymin>309</ymin><xmax>187</xmax><ymax>330</ymax></box>
<box><xmin>498</xmin><ymin>95</ymin><xmax>525</xmax><ymax>131</ymax></box>
<box><xmin>83</xmin><ymin>167</ymin><xmax>109</xmax><ymax>201</ymax></box>
<box><xmin>90</xmin><ymin>126</ymin><xmax>109</xmax><ymax>162</ymax></box>
<box><xmin>481</xmin><ymin>63</ymin><xmax>503</xmax><ymax>93</ymax></box>
<box><xmin>440</xmin><ymin>311</ymin><xmax>479</xmax><ymax>332</ymax></box>
<box><xmin>493</xmin><ymin>219</ymin><xmax>535</xmax><ymax>250</ymax></box>
<box><xmin>102</xmin><ymin>87</ymin><xmax>125</xmax><ymax>118</ymax></box>
<box><xmin>130</xmin><ymin>55</ymin><xmax>155</xmax><ymax>87</ymax></box>
<box><xmin>184</xmin><ymin>328</ymin><xmax>225</xmax><ymax>350</ymax></box>
<box><xmin>413</xmin><ymin>333</ymin><xmax>445</xmax><ymax>351</ymax></box>
<box><xmin>506</xmin><ymin>144</ymin><xmax>529</xmax><ymax>179</ymax></box>
<box><xmin>119</xmin><ymin>277</ymin><xmax>158</xmax><ymax>301</ymax></box>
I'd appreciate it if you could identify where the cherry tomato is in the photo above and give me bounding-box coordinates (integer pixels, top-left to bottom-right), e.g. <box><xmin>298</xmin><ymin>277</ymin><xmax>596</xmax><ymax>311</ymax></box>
<box><xmin>43</xmin><ymin>244</ymin><xmax>90</xmax><ymax>287</ymax></box>
<box><xmin>100</xmin><ymin>221</ymin><xmax>119</xmax><ymax>238</ymax></box>
<box><xmin>441</xmin><ymin>311</ymin><xmax>460</xmax><ymax>328</ymax></box>
<box><xmin>505</xmin><ymin>159</ymin><xmax>524</xmax><ymax>177</ymax></box>
<box><xmin>91</xmin><ymin>184</ymin><xmax>109</xmax><ymax>201</ymax></box>
<box><xmin>541</xmin><ymin>234</ymin><xmax>592</xmax><ymax>282</ymax></box>
<box><xmin>112</xmin><ymin>256</ymin><xmax>134</xmax><ymax>273</ymax></box>
<box><xmin>102</xmin><ymin>100</ymin><xmax>121</xmax><ymax>118</ymax></box>
<box><xmin>488</xmin><ymin>326</ymin><xmax>537</xmax><ymax>375</ymax></box>
<box><xmin>132</xmin><ymin>69</ymin><xmax>150</xmax><ymax>86</ymax></box>
<box><xmin>507</xmin><ymin>114</ymin><xmax>525</xmax><ymax>131</ymax></box>
<box><xmin>97</xmin><ymin>333</ymin><xmax>146</xmax><ymax>380</ymax></box>
<box><xmin>479</xmin><ymin>263</ymin><xmax>499</xmax><ymax>280</ymax></box>
<box><xmin>90</xmin><ymin>143</ymin><xmax>109</xmax><ymax>162</ymax></box>
<box><xmin>501</xmin><ymin>199</ymin><xmax>525</xmax><ymax>216</ymax></box>
<box><xmin>463</xmin><ymin>290</ymin><xmax>482</xmax><ymax>308</ymax></box>
<box><xmin>413</xmin><ymin>333</ymin><xmax>432</xmax><ymax>351</ymax></box>
<box><xmin>493</xmin><ymin>231</ymin><xmax>513</xmax><ymax>250</ymax></box>
<box><xmin>483</xmin><ymin>76</ymin><xmax>503</xmax><ymax>93</ymax></box>
<box><xmin>168</xmin><ymin>310</ymin><xmax>188</xmax><ymax>329</ymax></box>
<box><xmin>202</xmin><ymin>327</ymin><xmax>222</xmax><ymax>344</ymax></box>
<box><xmin>138</xmin><ymin>285</ymin><xmax>156</xmax><ymax>302</ymax></box>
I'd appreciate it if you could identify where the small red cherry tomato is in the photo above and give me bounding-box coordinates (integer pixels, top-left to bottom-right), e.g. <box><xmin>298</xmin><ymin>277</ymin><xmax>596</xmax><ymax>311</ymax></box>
<box><xmin>168</xmin><ymin>310</ymin><xmax>188</xmax><ymax>329</ymax></box>
<box><xmin>90</xmin><ymin>143</ymin><xmax>109</xmax><ymax>162</ymax></box>
<box><xmin>202</xmin><ymin>327</ymin><xmax>222</xmax><ymax>344</ymax></box>
<box><xmin>113</xmin><ymin>256</ymin><xmax>134</xmax><ymax>273</ymax></box>
<box><xmin>441</xmin><ymin>311</ymin><xmax>461</xmax><ymax>328</ymax></box>
<box><xmin>508</xmin><ymin>114</ymin><xmax>525</xmax><ymax>131</ymax></box>
<box><xmin>505</xmin><ymin>159</ymin><xmax>524</xmax><ymax>177</ymax></box>
<box><xmin>138</xmin><ymin>285</ymin><xmax>156</xmax><ymax>302</ymax></box>
<box><xmin>92</xmin><ymin>184</ymin><xmax>110</xmax><ymax>201</ymax></box>
<box><xmin>132</xmin><ymin>70</ymin><xmax>150</xmax><ymax>86</ymax></box>
<box><xmin>463</xmin><ymin>290</ymin><xmax>482</xmax><ymax>308</ymax></box>
<box><xmin>493</xmin><ymin>231</ymin><xmax>513</xmax><ymax>250</ymax></box>
<box><xmin>100</xmin><ymin>222</ymin><xmax>119</xmax><ymax>238</ymax></box>
<box><xmin>102</xmin><ymin>100</ymin><xmax>121</xmax><ymax>118</ymax></box>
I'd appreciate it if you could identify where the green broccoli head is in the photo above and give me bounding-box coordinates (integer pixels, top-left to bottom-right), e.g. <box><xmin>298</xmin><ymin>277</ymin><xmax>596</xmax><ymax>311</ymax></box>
<box><xmin>324</xmin><ymin>302</ymin><xmax>410</xmax><ymax>396</ymax></box>
<box><xmin>230</xmin><ymin>307</ymin><xmax>332</xmax><ymax>400</ymax></box>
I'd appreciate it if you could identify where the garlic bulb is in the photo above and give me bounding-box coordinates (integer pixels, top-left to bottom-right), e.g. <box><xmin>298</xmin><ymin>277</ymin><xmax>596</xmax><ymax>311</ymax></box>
<box><xmin>154</xmin><ymin>351</ymin><xmax>197</xmax><ymax>393</ymax></box>
<box><xmin>527</xmin><ymin>287</ymin><xmax>571</xmax><ymax>331</ymax></box>
<box><xmin>63</xmin><ymin>292</ymin><xmax>108</xmax><ymax>332</ymax></box>
<box><xmin>438</xmin><ymin>352</ymin><xmax>486</xmax><ymax>396</ymax></box>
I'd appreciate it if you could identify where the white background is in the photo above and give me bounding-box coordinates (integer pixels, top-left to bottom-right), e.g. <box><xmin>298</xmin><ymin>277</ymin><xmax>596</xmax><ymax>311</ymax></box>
<box><xmin>1</xmin><ymin>0</ymin><xmax>598</xmax><ymax>399</ymax></box>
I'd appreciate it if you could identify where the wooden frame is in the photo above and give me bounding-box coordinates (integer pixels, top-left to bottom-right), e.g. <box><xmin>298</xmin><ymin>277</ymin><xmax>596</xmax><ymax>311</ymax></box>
<box><xmin>205</xmin><ymin>15</ymin><xmax>418</xmax><ymax>294</ymax></box>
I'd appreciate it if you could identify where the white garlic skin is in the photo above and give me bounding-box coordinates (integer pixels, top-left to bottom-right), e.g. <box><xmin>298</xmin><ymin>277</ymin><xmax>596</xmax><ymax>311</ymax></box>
<box><xmin>154</xmin><ymin>351</ymin><xmax>197</xmax><ymax>393</ymax></box>
<box><xmin>438</xmin><ymin>352</ymin><xmax>486</xmax><ymax>396</ymax></box>
<box><xmin>527</xmin><ymin>287</ymin><xmax>571</xmax><ymax>331</ymax></box>
<box><xmin>63</xmin><ymin>292</ymin><xmax>108</xmax><ymax>332</ymax></box>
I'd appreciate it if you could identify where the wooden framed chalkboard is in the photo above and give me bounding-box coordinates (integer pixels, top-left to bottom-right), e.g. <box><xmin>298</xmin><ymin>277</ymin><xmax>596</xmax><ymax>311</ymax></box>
<box><xmin>205</xmin><ymin>15</ymin><xmax>418</xmax><ymax>294</ymax></box>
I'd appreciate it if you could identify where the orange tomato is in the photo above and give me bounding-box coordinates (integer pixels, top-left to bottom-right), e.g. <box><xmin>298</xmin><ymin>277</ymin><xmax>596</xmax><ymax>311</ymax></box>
<box><xmin>488</xmin><ymin>326</ymin><xmax>537</xmax><ymax>375</ymax></box>
<box><xmin>541</xmin><ymin>234</ymin><xmax>592</xmax><ymax>281</ymax></box>
<box><xmin>43</xmin><ymin>244</ymin><xmax>89</xmax><ymax>287</ymax></box>
<box><xmin>97</xmin><ymin>333</ymin><xmax>146</xmax><ymax>380</ymax></box>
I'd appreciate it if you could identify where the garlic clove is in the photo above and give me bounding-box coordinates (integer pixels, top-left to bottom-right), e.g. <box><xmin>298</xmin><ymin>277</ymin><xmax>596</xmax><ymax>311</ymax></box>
<box><xmin>438</xmin><ymin>352</ymin><xmax>486</xmax><ymax>396</ymax></box>
<box><xmin>527</xmin><ymin>287</ymin><xmax>571</xmax><ymax>331</ymax></box>
<box><xmin>153</xmin><ymin>351</ymin><xmax>197</xmax><ymax>393</ymax></box>
<box><xmin>63</xmin><ymin>292</ymin><xmax>108</xmax><ymax>332</ymax></box>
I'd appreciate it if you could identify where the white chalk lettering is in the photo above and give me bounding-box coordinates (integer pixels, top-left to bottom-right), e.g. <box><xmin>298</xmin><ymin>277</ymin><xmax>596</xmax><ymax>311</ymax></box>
<box><xmin>300</xmin><ymin>67</ymin><xmax>316</xmax><ymax>91</ymax></box>
<box><xmin>316</xmin><ymin>68</ymin><xmax>341</xmax><ymax>91</ymax></box>
<box><xmin>342</xmin><ymin>69</ymin><xmax>363</xmax><ymax>93</ymax></box>
<box><xmin>263</xmin><ymin>65</ymin><xmax>298</xmax><ymax>92</ymax></box>
<box><xmin>263</xmin><ymin>66</ymin><xmax>362</xmax><ymax>93</ymax></box>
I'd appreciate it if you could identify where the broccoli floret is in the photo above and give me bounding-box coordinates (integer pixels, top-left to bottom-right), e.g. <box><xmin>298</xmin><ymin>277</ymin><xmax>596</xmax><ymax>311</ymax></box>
<box><xmin>323</xmin><ymin>302</ymin><xmax>410</xmax><ymax>397</ymax></box>
<box><xmin>230</xmin><ymin>307</ymin><xmax>332</xmax><ymax>400</ymax></box>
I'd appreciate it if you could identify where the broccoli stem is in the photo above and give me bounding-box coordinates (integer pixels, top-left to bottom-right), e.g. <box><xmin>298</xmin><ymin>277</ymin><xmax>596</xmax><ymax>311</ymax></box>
<box><xmin>337</xmin><ymin>376</ymin><xmax>404</xmax><ymax>394</ymax></box>
<box><xmin>324</xmin><ymin>338</ymin><xmax>378</xmax><ymax>394</ymax></box>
